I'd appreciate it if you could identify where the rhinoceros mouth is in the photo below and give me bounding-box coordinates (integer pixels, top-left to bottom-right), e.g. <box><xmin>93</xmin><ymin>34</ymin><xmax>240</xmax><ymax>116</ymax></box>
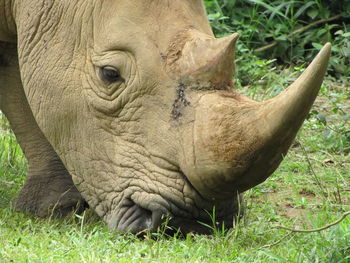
<box><xmin>105</xmin><ymin>188</ymin><xmax>240</xmax><ymax>235</ymax></box>
<box><xmin>107</xmin><ymin>202</ymin><xmax>163</xmax><ymax>234</ymax></box>
<box><xmin>97</xmin><ymin>157</ymin><xmax>242</xmax><ymax>234</ymax></box>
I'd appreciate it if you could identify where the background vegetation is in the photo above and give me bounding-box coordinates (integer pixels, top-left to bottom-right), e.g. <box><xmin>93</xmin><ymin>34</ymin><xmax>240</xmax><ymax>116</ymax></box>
<box><xmin>1</xmin><ymin>0</ymin><xmax>349</xmax><ymax>262</ymax></box>
<box><xmin>206</xmin><ymin>0</ymin><xmax>350</xmax><ymax>85</ymax></box>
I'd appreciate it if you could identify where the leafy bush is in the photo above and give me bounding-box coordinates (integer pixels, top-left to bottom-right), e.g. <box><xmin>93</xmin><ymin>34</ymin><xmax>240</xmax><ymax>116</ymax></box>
<box><xmin>205</xmin><ymin>0</ymin><xmax>350</xmax><ymax>84</ymax></box>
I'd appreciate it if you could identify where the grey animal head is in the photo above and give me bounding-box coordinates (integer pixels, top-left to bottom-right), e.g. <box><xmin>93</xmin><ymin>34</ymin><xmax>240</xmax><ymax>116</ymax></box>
<box><xmin>0</xmin><ymin>0</ymin><xmax>330</xmax><ymax>234</ymax></box>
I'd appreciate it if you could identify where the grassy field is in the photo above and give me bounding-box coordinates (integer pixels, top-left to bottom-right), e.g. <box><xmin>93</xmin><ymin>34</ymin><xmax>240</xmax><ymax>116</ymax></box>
<box><xmin>0</xmin><ymin>66</ymin><xmax>349</xmax><ymax>262</ymax></box>
<box><xmin>2</xmin><ymin>1</ymin><xmax>349</xmax><ymax>262</ymax></box>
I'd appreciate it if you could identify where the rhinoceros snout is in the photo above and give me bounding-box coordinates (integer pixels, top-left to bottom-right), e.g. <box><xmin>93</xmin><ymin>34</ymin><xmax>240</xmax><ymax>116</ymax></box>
<box><xmin>108</xmin><ymin>203</ymin><xmax>164</xmax><ymax>234</ymax></box>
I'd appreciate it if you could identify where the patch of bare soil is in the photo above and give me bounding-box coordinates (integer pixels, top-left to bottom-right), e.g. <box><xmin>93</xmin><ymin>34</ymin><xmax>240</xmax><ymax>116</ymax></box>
<box><xmin>250</xmin><ymin>187</ymin><xmax>322</xmax><ymax>227</ymax></box>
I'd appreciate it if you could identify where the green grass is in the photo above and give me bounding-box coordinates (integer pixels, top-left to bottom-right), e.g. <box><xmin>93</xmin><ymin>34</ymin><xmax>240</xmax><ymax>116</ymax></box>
<box><xmin>1</xmin><ymin>72</ymin><xmax>349</xmax><ymax>262</ymax></box>
<box><xmin>0</xmin><ymin>116</ymin><xmax>26</xmax><ymax>209</ymax></box>
<box><xmin>1</xmin><ymin>1</ymin><xmax>349</xmax><ymax>260</ymax></box>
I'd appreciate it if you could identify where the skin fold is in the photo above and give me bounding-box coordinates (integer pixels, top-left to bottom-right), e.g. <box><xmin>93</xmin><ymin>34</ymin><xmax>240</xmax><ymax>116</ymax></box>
<box><xmin>0</xmin><ymin>0</ymin><xmax>330</xmax><ymax>234</ymax></box>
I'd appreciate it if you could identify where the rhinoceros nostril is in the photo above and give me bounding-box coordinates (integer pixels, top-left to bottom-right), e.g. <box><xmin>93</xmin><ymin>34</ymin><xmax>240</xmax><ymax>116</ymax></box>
<box><xmin>112</xmin><ymin>203</ymin><xmax>163</xmax><ymax>234</ymax></box>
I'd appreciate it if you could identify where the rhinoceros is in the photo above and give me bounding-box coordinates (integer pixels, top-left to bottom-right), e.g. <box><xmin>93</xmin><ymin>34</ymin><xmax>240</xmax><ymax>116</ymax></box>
<box><xmin>0</xmin><ymin>0</ymin><xmax>330</xmax><ymax>234</ymax></box>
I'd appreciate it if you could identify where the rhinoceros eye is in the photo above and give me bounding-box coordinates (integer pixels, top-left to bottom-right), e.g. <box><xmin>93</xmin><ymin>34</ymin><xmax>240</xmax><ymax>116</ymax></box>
<box><xmin>100</xmin><ymin>66</ymin><xmax>123</xmax><ymax>83</ymax></box>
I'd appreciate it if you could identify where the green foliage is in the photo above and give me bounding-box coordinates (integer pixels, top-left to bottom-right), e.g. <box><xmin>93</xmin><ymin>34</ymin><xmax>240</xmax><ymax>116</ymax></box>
<box><xmin>0</xmin><ymin>114</ymin><xmax>26</xmax><ymax>207</ymax></box>
<box><xmin>0</xmin><ymin>115</ymin><xmax>24</xmax><ymax>169</ymax></box>
<box><xmin>307</xmin><ymin>85</ymin><xmax>350</xmax><ymax>154</ymax></box>
<box><xmin>205</xmin><ymin>0</ymin><xmax>350</xmax><ymax>84</ymax></box>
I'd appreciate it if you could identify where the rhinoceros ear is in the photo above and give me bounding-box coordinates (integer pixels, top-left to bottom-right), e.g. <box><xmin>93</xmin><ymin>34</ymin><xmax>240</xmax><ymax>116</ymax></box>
<box><xmin>175</xmin><ymin>31</ymin><xmax>239</xmax><ymax>86</ymax></box>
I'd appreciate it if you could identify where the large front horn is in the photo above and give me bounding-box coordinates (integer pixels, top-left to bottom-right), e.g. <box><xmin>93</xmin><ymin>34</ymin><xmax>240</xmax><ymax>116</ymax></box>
<box><xmin>180</xmin><ymin>42</ymin><xmax>331</xmax><ymax>200</ymax></box>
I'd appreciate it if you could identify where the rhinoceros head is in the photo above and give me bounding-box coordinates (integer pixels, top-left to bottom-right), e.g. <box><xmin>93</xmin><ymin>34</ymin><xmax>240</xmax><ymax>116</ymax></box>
<box><xmin>15</xmin><ymin>0</ymin><xmax>330</xmax><ymax>233</ymax></box>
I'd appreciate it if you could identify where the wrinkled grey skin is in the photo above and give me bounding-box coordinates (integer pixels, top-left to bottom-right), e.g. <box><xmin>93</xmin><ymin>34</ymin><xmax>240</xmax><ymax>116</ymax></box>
<box><xmin>0</xmin><ymin>0</ymin><xmax>330</xmax><ymax>234</ymax></box>
<box><xmin>0</xmin><ymin>0</ymin><xmax>241</xmax><ymax>234</ymax></box>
